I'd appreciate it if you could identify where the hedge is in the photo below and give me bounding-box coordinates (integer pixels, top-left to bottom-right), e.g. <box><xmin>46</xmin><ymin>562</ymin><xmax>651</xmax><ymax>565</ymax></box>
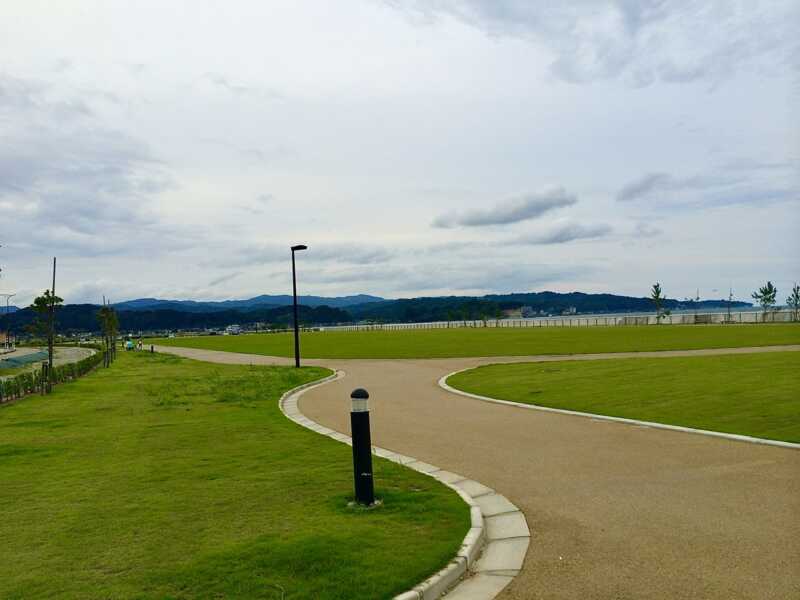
<box><xmin>0</xmin><ymin>345</ymin><xmax>104</xmax><ymax>404</ymax></box>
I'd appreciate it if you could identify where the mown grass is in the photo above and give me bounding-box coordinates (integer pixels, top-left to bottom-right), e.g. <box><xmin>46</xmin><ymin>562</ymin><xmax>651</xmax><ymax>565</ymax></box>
<box><xmin>0</xmin><ymin>352</ymin><xmax>468</xmax><ymax>599</ymax></box>
<box><xmin>447</xmin><ymin>351</ymin><xmax>800</xmax><ymax>442</ymax></box>
<box><xmin>151</xmin><ymin>323</ymin><xmax>800</xmax><ymax>359</ymax></box>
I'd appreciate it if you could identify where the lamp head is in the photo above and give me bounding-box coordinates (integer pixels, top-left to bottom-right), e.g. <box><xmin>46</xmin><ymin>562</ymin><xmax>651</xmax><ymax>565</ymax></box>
<box><xmin>291</xmin><ymin>244</ymin><xmax>308</xmax><ymax>252</ymax></box>
<box><xmin>350</xmin><ymin>388</ymin><xmax>369</xmax><ymax>412</ymax></box>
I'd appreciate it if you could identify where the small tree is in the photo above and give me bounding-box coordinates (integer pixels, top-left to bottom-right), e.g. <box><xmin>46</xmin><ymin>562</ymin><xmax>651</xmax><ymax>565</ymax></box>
<box><xmin>650</xmin><ymin>282</ymin><xmax>665</xmax><ymax>323</ymax></box>
<box><xmin>787</xmin><ymin>283</ymin><xmax>800</xmax><ymax>322</ymax></box>
<box><xmin>752</xmin><ymin>281</ymin><xmax>778</xmax><ymax>320</ymax></box>
<box><xmin>28</xmin><ymin>290</ymin><xmax>63</xmax><ymax>391</ymax></box>
<box><xmin>96</xmin><ymin>305</ymin><xmax>119</xmax><ymax>366</ymax></box>
<box><xmin>28</xmin><ymin>290</ymin><xmax>63</xmax><ymax>338</ymax></box>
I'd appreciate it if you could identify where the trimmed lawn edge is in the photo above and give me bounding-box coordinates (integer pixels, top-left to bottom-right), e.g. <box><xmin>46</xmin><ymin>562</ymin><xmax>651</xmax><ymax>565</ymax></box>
<box><xmin>440</xmin><ymin>368</ymin><xmax>800</xmax><ymax>450</ymax></box>
<box><xmin>279</xmin><ymin>369</ymin><xmax>530</xmax><ymax>599</ymax></box>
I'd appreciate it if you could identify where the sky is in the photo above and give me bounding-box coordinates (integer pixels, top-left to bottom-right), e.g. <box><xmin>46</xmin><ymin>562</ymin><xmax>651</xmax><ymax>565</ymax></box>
<box><xmin>1</xmin><ymin>0</ymin><xmax>798</xmax><ymax>306</ymax></box>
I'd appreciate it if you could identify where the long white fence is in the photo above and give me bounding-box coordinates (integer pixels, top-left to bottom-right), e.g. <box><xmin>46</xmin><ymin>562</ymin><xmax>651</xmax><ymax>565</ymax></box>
<box><xmin>319</xmin><ymin>310</ymin><xmax>797</xmax><ymax>332</ymax></box>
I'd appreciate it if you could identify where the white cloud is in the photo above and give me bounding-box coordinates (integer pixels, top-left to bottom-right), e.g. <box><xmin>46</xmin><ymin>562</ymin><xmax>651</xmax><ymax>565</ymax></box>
<box><xmin>0</xmin><ymin>1</ymin><xmax>796</xmax><ymax>304</ymax></box>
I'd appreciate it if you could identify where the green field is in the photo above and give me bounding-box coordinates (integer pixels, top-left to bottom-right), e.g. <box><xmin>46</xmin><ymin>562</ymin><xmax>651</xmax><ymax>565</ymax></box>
<box><xmin>0</xmin><ymin>352</ymin><xmax>468</xmax><ymax>599</ymax></box>
<box><xmin>151</xmin><ymin>323</ymin><xmax>800</xmax><ymax>359</ymax></box>
<box><xmin>447</xmin><ymin>351</ymin><xmax>800</xmax><ymax>442</ymax></box>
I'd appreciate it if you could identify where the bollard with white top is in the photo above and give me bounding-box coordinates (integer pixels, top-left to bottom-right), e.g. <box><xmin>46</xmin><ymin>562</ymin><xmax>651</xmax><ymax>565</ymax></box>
<box><xmin>350</xmin><ymin>388</ymin><xmax>375</xmax><ymax>505</ymax></box>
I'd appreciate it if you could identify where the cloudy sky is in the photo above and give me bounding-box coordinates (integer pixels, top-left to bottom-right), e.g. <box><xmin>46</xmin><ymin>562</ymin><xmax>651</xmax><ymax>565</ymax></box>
<box><xmin>1</xmin><ymin>1</ymin><xmax>798</xmax><ymax>306</ymax></box>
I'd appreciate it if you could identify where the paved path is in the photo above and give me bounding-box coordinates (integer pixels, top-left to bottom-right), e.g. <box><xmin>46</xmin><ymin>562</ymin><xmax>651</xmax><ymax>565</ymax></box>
<box><xmin>155</xmin><ymin>344</ymin><xmax>800</xmax><ymax>599</ymax></box>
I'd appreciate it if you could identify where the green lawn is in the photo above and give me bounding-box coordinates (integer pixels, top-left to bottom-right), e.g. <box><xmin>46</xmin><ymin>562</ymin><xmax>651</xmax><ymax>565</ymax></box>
<box><xmin>447</xmin><ymin>351</ymin><xmax>800</xmax><ymax>442</ymax></box>
<box><xmin>151</xmin><ymin>323</ymin><xmax>800</xmax><ymax>359</ymax></box>
<box><xmin>0</xmin><ymin>352</ymin><xmax>468</xmax><ymax>599</ymax></box>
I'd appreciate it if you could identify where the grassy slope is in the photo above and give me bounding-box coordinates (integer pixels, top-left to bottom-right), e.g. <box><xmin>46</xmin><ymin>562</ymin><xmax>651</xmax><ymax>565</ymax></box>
<box><xmin>0</xmin><ymin>353</ymin><xmax>468</xmax><ymax>599</ymax></box>
<box><xmin>447</xmin><ymin>351</ymin><xmax>800</xmax><ymax>442</ymax></box>
<box><xmin>151</xmin><ymin>323</ymin><xmax>800</xmax><ymax>359</ymax></box>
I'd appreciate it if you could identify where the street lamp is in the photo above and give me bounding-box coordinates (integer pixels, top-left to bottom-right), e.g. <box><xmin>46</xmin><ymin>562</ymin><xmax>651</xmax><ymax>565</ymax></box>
<box><xmin>290</xmin><ymin>244</ymin><xmax>307</xmax><ymax>368</ymax></box>
<box><xmin>1</xmin><ymin>293</ymin><xmax>14</xmax><ymax>351</ymax></box>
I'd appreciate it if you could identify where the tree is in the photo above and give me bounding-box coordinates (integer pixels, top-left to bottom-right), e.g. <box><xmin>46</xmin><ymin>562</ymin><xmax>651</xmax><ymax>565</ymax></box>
<box><xmin>28</xmin><ymin>290</ymin><xmax>63</xmax><ymax>338</ymax></box>
<box><xmin>787</xmin><ymin>283</ymin><xmax>800</xmax><ymax>322</ymax></box>
<box><xmin>28</xmin><ymin>290</ymin><xmax>63</xmax><ymax>391</ymax></box>
<box><xmin>752</xmin><ymin>281</ymin><xmax>778</xmax><ymax>319</ymax></box>
<box><xmin>650</xmin><ymin>282</ymin><xmax>665</xmax><ymax>323</ymax></box>
<box><xmin>96</xmin><ymin>305</ymin><xmax>119</xmax><ymax>367</ymax></box>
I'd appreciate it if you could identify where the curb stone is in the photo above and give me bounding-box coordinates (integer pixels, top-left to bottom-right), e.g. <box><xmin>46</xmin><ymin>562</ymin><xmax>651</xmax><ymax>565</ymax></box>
<box><xmin>438</xmin><ymin>369</ymin><xmax>800</xmax><ymax>451</ymax></box>
<box><xmin>279</xmin><ymin>370</ymin><xmax>530</xmax><ymax>599</ymax></box>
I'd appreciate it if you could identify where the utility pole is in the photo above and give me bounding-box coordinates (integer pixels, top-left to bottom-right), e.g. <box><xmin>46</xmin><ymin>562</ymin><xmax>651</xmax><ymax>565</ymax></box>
<box><xmin>47</xmin><ymin>257</ymin><xmax>56</xmax><ymax>392</ymax></box>
<box><xmin>727</xmin><ymin>287</ymin><xmax>733</xmax><ymax>322</ymax></box>
<box><xmin>0</xmin><ymin>293</ymin><xmax>14</xmax><ymax>351</ymax></box>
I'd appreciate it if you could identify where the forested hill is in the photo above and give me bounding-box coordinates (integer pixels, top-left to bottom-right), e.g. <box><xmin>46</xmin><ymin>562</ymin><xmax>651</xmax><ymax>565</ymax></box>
<box><xmin>346</xmin><ymin>292</ymin><xmax>751</xmax><ymax>323</ymax></box>
<box><xmin>5</xmin><ymin>304</ymin><xmax>352</xmax><ymax>334</ymax></box>
<box><xmin>3</xmin><ymin>290</ymin><xmax>753</xmax><ymax>334</ymax></box>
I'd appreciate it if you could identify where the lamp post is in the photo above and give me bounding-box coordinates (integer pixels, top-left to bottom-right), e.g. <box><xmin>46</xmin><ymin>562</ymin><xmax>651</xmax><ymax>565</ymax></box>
<box><xmin>1</xmin><ymin>293</ymin><xmax>14</xmax><ymax>351</ymax></box>
<box><xmin>290</xmin><ymin>244</ymin><xmax>307</xmax><ymax>368</ymax></box>
<box><xmin>6</xmin><ymin>293</ymin><xmax>14</xmax><ymax>350</ymax></box>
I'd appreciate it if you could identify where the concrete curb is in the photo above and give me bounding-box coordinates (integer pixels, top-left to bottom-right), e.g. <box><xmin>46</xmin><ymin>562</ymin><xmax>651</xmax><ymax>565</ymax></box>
<box><xmin>280</xmin><ymin>370</ymin><xmax>530</xmax><ymax>599</ymax></box>
<box><xmin>438</xmin><ymin>369</ymin><xmax>800</xmax><ymax>451</ymax></box>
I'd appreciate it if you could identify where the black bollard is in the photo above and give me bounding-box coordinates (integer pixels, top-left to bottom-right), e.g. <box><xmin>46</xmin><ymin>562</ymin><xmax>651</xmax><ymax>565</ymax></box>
<box><xmin>350</xmin><ymin>388</ymin><xmax>375</xmax><ymax>505</ymax></box>
<box><xmin>150</xmin><ymin>345</ymin><xmax>154</xmax><ymax>353</ymax></box>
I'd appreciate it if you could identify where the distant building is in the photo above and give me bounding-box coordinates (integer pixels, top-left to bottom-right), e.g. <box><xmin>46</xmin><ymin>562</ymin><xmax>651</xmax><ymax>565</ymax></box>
<box><xmin>225</xmin><ymin>324</ymin><xmax>242</xmax><ymax>335</ymax></box>
<box><xmin>520</xmin><ymin>306</ymin><xmax>535</xmax><ymax>318</ymax></box>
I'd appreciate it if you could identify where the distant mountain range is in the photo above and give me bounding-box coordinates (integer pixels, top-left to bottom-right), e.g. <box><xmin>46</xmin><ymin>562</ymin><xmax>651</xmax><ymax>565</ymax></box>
<box><xmin>3</xmin><ymin>291</ymin><xmax>753</xmax><ymax>335</ymax></box>
<box><xmin>112</xmin><ymin>294</ymin><xmax>385</xmax><ymax>312</ymax></box>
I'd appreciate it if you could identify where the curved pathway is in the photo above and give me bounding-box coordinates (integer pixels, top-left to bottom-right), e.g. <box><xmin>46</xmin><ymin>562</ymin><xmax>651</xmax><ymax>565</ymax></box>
<box><xmin>155</xmin><ymin>344</ymin><xmax>800</xmax><ymax>599</ymax></box>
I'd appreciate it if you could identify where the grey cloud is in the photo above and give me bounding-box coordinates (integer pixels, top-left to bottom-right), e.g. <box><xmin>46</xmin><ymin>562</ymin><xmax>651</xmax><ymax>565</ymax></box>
<box><xmin>308</xmin><ymin>244</ymin><xmax>394</xmax><ymax>265</ymax></box>
<box><xmin>302</xmin><ymin>261</ymin><xmax>592</xmax><ymax>295</ymax></box>
<box><xmin>432</xmin><ymin>188</ymin><xmax>577</xmax><ymax>228</ymax></box>
<box><xmin>208</xmin><ymin>272</ymin><xmax>243</xmax><ymax>287</ymax></box>
<box><xmin>0</xmin><ymin>73</ymin><xmax>188</xmax><ymax>257</ymax></box>
<box><xmin>216</xmin><ymin>242</ymin><xmax>394</xmax><ymax>269</ymax></box>
<box><xmin>616</xmin><ymin>162</ymin><xmax>796</xmax><ymax>207</ymax></box>
<box><xmin>388</xmin><ymin>1</ymin><xmax>798</xmax><ymax>86</ymax></box>
<box><xmin>0</xmin><ymin>73</ymin><xmax>92</xmax><ymax>118</ymax></box>
<box><xmin>513</xmin><ymin>221</ymin><xmax>613</xmax><ymax>245</ymax></box>
<box><xmin>617</xmin><ymin>173</ymin><xmax>670</xmax><ymax>202</ymax></box>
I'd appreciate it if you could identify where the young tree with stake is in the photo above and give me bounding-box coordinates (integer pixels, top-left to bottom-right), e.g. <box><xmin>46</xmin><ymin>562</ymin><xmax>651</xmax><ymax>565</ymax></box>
<box><xmin>787</xmin><ymin>283</ymin><xmax>800</xmax><ymax>322</ymax></box>
<box><xmin>651</xmin><ymin>282</ymin><xmax>665</xmax><ymax>323</ymax></box>
<box><xmin>96</xmin><ymin>304</ymin><xmax>119</xmax><ymax>367</ymax></box>
<box><xmin>28</xmin><ymin>289</ymin><xmax>63</xmax><ymax>392</ymax></box>
<box><xmin>752</xmin><ymin>281</ymin><xmax>778</xmax><ymax>321</ymax></box>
